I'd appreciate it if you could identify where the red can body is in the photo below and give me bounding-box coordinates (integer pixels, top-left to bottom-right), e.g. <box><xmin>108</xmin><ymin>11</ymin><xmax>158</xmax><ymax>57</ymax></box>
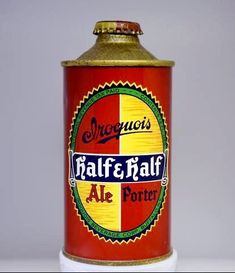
<box><xmin>63</xmin><ymin>66</ymin><xmax>172</xmax><ymax>263</ymax></box>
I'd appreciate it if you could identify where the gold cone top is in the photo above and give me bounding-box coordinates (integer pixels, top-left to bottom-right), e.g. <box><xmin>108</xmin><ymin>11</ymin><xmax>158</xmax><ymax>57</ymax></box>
<box><xmin>93</xmin><ymin>21</ymin><xmax>143</xmax><ymax>35</ymax></box>
<box><xmin>62</xmin><ymin>20</ymin><xmax>175</xmax><ymax>67</ymax></box>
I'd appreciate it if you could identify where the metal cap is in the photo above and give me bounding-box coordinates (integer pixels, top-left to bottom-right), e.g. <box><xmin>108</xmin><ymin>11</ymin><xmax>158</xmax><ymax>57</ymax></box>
<box><xmin>93</xmin><ymin>21</ymin><xmax>143</xmax><ymax>35</ymax></box>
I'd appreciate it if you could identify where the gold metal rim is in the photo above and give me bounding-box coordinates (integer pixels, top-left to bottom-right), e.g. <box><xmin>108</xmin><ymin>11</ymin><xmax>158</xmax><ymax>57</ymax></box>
<box><xmin>63</xmin><ymin>249</ymin><xmax>173</xmax><ymax>266</ymax></box>
<box><xmin>61</xmin><ymin>59</ymin><xmax>175</xmax><ymax>67</ymax></box>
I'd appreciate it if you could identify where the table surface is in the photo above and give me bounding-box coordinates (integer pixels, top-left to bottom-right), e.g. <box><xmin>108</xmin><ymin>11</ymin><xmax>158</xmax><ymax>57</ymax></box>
<box><xmin>0</xmin><ymin>258</ymin><xmax>235</xmax><ymax>272</ymax></box>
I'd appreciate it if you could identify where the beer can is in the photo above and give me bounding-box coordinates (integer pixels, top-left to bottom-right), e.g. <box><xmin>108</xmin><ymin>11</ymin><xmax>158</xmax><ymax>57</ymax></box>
<box><xmin>60</xmin><ymin>21</ymin><xmax>177</xmax><ymax>272</ymax></box>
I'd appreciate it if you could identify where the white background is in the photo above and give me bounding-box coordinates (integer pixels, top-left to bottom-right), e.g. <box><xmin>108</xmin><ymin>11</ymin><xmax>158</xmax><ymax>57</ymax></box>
<box><xmin>0</xmin><ymin>0</ymin><xmax>235</xmax><ymax>264</ymax></box>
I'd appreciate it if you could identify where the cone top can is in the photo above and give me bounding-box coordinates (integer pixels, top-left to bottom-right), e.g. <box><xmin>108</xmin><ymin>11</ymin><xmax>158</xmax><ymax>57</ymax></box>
<box><xmin>60</xmin><ymin>20</ymin><xmax>177</xmax><ymax>271</ymax></box>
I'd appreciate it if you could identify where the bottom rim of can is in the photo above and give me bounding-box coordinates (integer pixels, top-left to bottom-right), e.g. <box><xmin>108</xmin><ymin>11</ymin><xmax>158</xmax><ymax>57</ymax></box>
<box><xmin>62</xmin><ymin>249</ymin><xmax>173</xmax><ymax>266</ymax></box>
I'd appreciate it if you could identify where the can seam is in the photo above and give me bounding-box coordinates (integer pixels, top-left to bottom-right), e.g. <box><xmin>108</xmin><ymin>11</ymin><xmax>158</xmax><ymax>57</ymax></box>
<box><xmin>61</xmin><ymin>60</ymin><xmax>175</xmax><ymax>67</ymax></box>
<box><xmin>62</xmin><ymin>249</ymin><xmax>173</xmax><ymax>266</ymax></box>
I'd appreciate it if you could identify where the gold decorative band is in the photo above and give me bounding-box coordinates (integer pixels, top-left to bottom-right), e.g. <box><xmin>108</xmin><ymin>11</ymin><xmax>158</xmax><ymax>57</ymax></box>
<box><xmin>61</xmin><ymin>59</ymin><xmax>175</xmax><ymax>67</ymax></box>
<box><xmin>63</xmin><ymin>249</ymin><xmax>173</xmax><ymax>266</ymax></box>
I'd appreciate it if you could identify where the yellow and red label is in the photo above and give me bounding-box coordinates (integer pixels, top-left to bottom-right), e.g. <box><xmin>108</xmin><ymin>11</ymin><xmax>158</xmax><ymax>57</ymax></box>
<box><xmin>68</xmin><ymin>81</ymin><xmax>168</xmax><ymax>244</ymax></box>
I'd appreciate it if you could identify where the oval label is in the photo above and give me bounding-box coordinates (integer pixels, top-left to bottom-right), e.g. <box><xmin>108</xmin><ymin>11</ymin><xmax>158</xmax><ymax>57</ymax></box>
<box><xmin>68</xmin><ymin>82</ymin><xmax>169</xmax><ymax>243</ymax></box>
